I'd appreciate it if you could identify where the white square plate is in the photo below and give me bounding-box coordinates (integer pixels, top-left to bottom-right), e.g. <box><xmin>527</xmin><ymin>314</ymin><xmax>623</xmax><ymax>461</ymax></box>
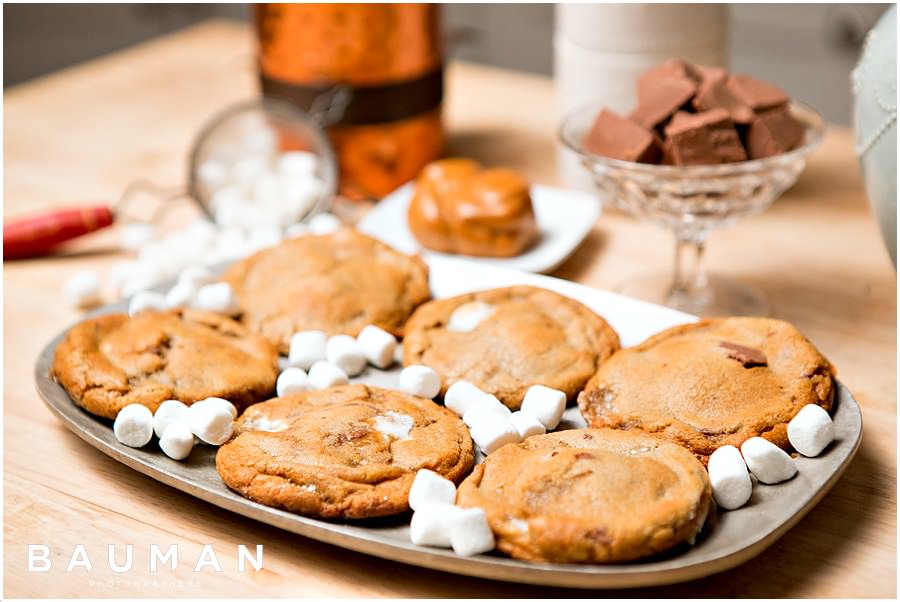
<box><xmin>357</xmin><ymin>182</ymin><xmax>601</xmax><ymax>273</ymax></box>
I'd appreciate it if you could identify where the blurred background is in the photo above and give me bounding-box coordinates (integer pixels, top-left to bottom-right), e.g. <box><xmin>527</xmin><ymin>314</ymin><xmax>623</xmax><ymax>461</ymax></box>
<box><xmin>3</xmin><ymin>3</ymin><xmax>890</xmax><ymax>125</ymax></box>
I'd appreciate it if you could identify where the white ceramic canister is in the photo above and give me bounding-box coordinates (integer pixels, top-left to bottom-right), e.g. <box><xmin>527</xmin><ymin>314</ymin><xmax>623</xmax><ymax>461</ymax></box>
<box><xmin>554</xmin><ymin>4</ymin><xmax>730</xmax><ymax>190</ymax></box>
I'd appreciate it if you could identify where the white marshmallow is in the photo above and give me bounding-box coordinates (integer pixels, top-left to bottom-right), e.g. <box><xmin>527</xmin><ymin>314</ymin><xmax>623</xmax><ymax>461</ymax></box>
<box><xmin>187</xmin><ymin>403</ymin><xmax>234</xmax><ymax>445</ymax></box>
<box><xmin>373</xmin><ymin>411</ymin><xmax>414</xmax><ymax>440</ymax></box>
<box><xmin>119</xmin><ymin>223</ymin><xmax>157</xmax><ymax>252</ymax></box>
<box><xmin>210</xmin><ymin>186</ymin><xmax>245</xmax><ymax>215</ymax></box>
<box><xmin>158</xmin><ymin>422</ymin><xmax>195</xmax><ymax>460</ymax></box>
<box><xmin>128</xmin><ymin>290</ymin><xmax>167</xmax><ymax>316</ymax></box>
<box><xmin>196</xmin><ymin>159</ymin><xmax>229</xmax><ymax>191</ymax></box>
<box><xmin>468</xmin><ymin>413</ymin><xmax>521</xmax><ymax>454</ymax></box>
<box><xmin>284</xmin><ymin>222</ymin><xmax>308</xmax><ymax>239</ymax></box>
<box><xmin>408</xmin><ymin>469</ymin><xmax>457</xmax><ymax>511</ymax></box>
<box><xmin>307</xmin><ymin>212</ymin><xmax>341</xmax><ymax>234</ymax></box>
<box><xmin>246</xmin><ymin>225</ymin><xmax>283</xmax><ymax>252</ymax></box>
<box><xmin>447</xmin><ymin>301</ymin><xmax>496</xmax><ymax>332</ymax></box>
<box><xmin>509</xmin><ymin>411</ymin><xmax>546</xmax><ymax>440</ymax></box>
<box><xmin>164</xmin><ymin>281</ymin><xmax>196</xmax><ymax>309</ymax></box>
<box><xmin>520</xmin><ymin>385</ymin><xmax>567</xmax><ymax>430</ymax></box>
<box><xmin>233</xmin><ymin>156</ymin><xmax>270</xmax><ymax>189</ymax></box>
<box><xmin>113</xmin><ymin>404</ymin><xmax>154</xmax><ymax>448</ymax></box>
<box><xmin>191</xmin><ymin>282</ymin><xmax>241</xmax><ymax>316</ymax></box>
<box><xmin>410</xmin><ymin>504</ymin><xmax>462</xmax><ymax>548</ymax></box>
<box><xmin>287</xmin><ymin>330</ymin><xmax>328</xmax><ymax>370</ymax></box>
<box><xmin>708</xmin><ymin>445</ymin><xmax>753</xmax><ymax>510</ymax></box>
<box><xmin>398</xmin><ymin>365</ymin><xmax>441</xmax><ymax>399</ymax></box>
<box><xmin>449</xmin><ymin>507</ymin><xmax>496</xmax><ymax>556</ymax></box>
<box><xmin>326</xmin><ymin>334</ymin><xmax>367</xmax><ymax>376</ymax></box>
<box><xmin>241</xmin><ymin>127</ymin><xmax>278</xmax><ymax>157</ymax></box>
<box><xmin>177</xmin><ymin>265</ymin><xmax>215</xmax><ymax>289</ymax></box>
<box><xmin>64</xmin><ymin>270</ymin><xmax>102</xmax><ymax>308</ymax></box>
<box><xmin>462</xmin><ymin>401</ymin><xmax>511</xmax><ymax>428</ymax></box>
<box><xmin>444</xmin><ymin>380</ymin><xmax>495</xmax><ymax>417</ymax></box>
<box><xmin>277</xmin><ymin>367</ymin><xmax>312</xmax><ymax>396</ymax></box>
<box><xmin>308</xmin><ymin>361</ymin><xmax>349</xmax><ymax>389</ymax></box>
<box><xmin>278</xmin><ymin>151</ymin><xmax>318</xmax><ymax>176</ymax></box>
<box><xmin>195</xmin><ymin>397</ymin><xmax>238</xmax><ymax>420</ymax></box>
<box><xmin>740</xmin><ymin>437</ymin><xmax>797</xmax><ymax>484</ymax></box>
<box><xmin>153</xmin><ymin>399</ymin><xmax>190</xmax><ymax>438</ymax></box>
<box><xmin>787</xmin><ymin>404</ymin><xmax>835</xmax><ymax>457</ymax></box>
<box><xmin>356</xmin><ymin>325</ymin><xmax>397</xmax><ymax>369</ymax></box>
<box><xmin>252</xmin><ymin>173</ymin><xmax>282</xmax><ymax>205</ymax></box>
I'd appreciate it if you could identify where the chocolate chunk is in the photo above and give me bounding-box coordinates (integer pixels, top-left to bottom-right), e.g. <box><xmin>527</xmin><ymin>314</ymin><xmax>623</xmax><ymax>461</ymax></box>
<box><xmin>693</xmin><ymin>75</ymin><xmax>756</xmax><ymax>124</ymax></box>
<box><xmin>745</xmin><ymin>105</ymin><xmax>806</xmax><ymax>159</ymax></box>
<box><xmin>664</xmin><ymin>108</ymin><xmax>748</xmax><ymax>165</ymax></box>
<box><xmin>720</xmin><ymin>341</ymin><xmax>768</xmax><ymax>367</ymax></box>
<box><xmin>726</xmin><ymin>74</ymin><xmax>790</xmax><ymax>112</ymax></box>
<box><xmin>640</xmin><ymin>58</ymin><xmax>696</xmax><ymax>83</ymax></box>
<box><xmin>583</xmin><ymin>108</ymin><xmax>661</xmax><ymax>163</ymax></box>
<box><xmin>687</xmin><ymin>63</ymin><xmax>728</xmax><ymax>84</ymax></box>
<box><xmin>630</xmin><ymin>72</ymin><xmax>698</xmax><ymax>130</ymax></box>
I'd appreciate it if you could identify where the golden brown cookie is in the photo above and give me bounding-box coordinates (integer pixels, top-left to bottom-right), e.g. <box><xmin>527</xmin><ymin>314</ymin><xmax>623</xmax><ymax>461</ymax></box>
<box><xmin>456</xmin><ymin>428</ymin><xmax>712</xmax><ymax>563</ymax></box>
<box><xmin>222</xmin><ymin>229</ymin><xmax>430</xmax><ymax>352</ymax></box>
<box><xmin>216</xmin><ymin>384</ymin><xmax>474</xmax><ymax>519</ymax></box>
<box><xmin>52</xmin><ymin>309</ymin><xmax>279</xmax><ymax>420</ymax></box>
<box><xmin>578</xmin><ymin>317</ymin><xmax>836</xmax><ymax>461</ymax></box>
<box><xmin>402</xmin><ymin>286</ymin><xmax>620</xmax><ymax>409</ymax></box>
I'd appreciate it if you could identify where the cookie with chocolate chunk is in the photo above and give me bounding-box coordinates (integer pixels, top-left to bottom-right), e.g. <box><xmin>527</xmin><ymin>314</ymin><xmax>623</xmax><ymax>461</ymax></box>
<box><xmin>578</xmin><ymin>317</ymin><xmax>836</xmax><ymax>461</ymax></box>
<box><xmin>402</xmin><ymin>286</ymin><xmax>620</xmax><ymax>409</ymax></box>
<box><xmin>52</xmin><ymin>309</ymin><xmax>279</xmax><ymax>419</ymax></box>
<box><xmin>456</xmin><ymin>428</ymin><xmax>712</xmax><ymax>563</ymax></box>
<box><xmin>222</xmin><ymin>229</ymin><xmax>430</xmax><ymax>353</ymax></box>
<box><xmin>216</xmin><ymin>385</ymin><xmax>474</xmax><ymax>519</ymax></box>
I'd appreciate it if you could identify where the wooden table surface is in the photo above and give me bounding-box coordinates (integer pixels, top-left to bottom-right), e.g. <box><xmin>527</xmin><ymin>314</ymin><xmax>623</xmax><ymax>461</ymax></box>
<box><xmin>4</xmin><ymin>21</ymin><xmax>896</xmax><ymax>598</ymax></box>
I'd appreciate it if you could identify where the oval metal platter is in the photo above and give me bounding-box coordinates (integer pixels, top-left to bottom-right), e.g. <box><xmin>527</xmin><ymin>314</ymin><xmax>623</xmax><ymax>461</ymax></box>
<box><xmin>34</xmin><ymin>256</ymin><xmax>863</xmax><ymax>589</ymax></box>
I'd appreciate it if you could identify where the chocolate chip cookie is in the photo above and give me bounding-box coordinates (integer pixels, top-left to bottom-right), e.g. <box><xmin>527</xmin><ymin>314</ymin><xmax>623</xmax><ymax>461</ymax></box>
<box><xmin>402</xmin><ymin>286</ymin><xmax>620</xmax><ymax>409</ymax></box>
<box><xmin>222</xmin><ymin>229</ymin><xmax>430</xmax><ymax>353</ymax></box>
<box><xmin>578</xmin><ymin>317</ymin><xmax>836</xmax><ymax>461</ymax></box>
<box><xmin>52</xmin><ymin>309</ymin><xmax>279</xmax><ymax>420</ymax></box>
<box><xmin>456</xmin><ymin>428</ymin><xmax>711</xmax><ymax>563</ymax></box>
<box><xmin>216</xmin><ymin>384</ymin><xmax>474</xmax><ymax>519</ymax></box>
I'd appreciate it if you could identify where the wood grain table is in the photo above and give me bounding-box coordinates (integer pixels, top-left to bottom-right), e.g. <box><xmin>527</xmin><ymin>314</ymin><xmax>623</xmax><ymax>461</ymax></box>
<box><xmin>4</xmin><ymin>21</ymin><xmax>896</xmax><ymax>598</ymax></box>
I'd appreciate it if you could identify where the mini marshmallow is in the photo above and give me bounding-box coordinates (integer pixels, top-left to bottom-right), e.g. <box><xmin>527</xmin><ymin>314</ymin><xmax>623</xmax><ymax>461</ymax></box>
<box><xmin>252</xmin><ymin>174</ymin><xmax>282</xmax><ymax>205</ymax></box>
<box><xmin>119</xmin><ymin>223</ymin><xmax>156</xmax><ymax>252</ymax></box>
<box><xmin>740</xmin><ymin>437</ymin><xmax>797</xmax><ymax>484</ymax></box>
<box><xmin>191</xmin><ymin>282</ymin><xmax>241</xmax><ymax>316</ymax></box>
<box><xmin>233</xmin><ymin>156</ymin><xmax>270</xmax><ymax>189</ymax></box>
<box><xmin>278</xmin><ymin>150</ymin><xmax>318</xmax><ymax>176</ymax></box>
<box><xmin>277</xmin><ymin>367</ymin><xmax>312</xmax><ymax>396</ymax></box>
<box><xmin>410</xmin><ymin>504</ymin><xmax>463</xmax><ymax>548</ymax></box>
<box><xmin>241</xmin><ymin>127</ymin><xmax>278</xmax><ymax>157</ymax></box>
<box><xmin>308</xmin><ymin>360</ymin><xmax>349</xmax><ymax>389</ymax></box>
<box><xmin>195</xmin><ymin>397</ymin><xmax>238</xmax><ymax>420</ymax></box>
<box><xmin>165</xmin><ymin>281</ymin><xmax>196</xmax><ymax>309</ymax></box>
<box><xmin>462</xmin><ymin>401</ymin><xmax>511</xmax><ymax>428</ymax></box>
<box><xmin>159</xmin><ymin>422</ymin><xmax>194</xmax><ymax>461</ymax></box>
<box><xmin>520</xmin><ymin>385</ymin><xmax>567</xmax><ymax>430</ymax></box>
<box><xmin>356</xmin><ymin>325</ymin><xmax>397</xmax><ymax>369</ymax></box>
<box><xmin>153</xmin><ymin>399</ymin><xmax>190</xmax><ymax>438</ymax></box>
<box><xmin>177</xmin><ymin>265</ymin><xmax>214</xmax><ymax>289</ymax></box>
<box><xmin>449</xmin><ymin>507</ymin><xmax>496</xmax><ymax>556</ymax></box>
<box><xmin>509</xmin><ymin>411</ymin><xmax>546</xmax><ymax>440</ymax></box>
<box><xmin>287</xmin><ymin>330</ymin><xmax>328</xmax><ymax>370</ymax></box>
<box><xmin>64</xmin><ymin>270</ymin><xmax>102</xmax><ymax>308</ymax></box>
<box><xmin>468</xmin><ymin>413</ymin><xmax>521</xmax><ymax>454</ymax></box>
<box><xmin>196</xmin><ymin>159</ymin><xmax>229</xmax><ymax>190</ymax></box>
<box><xmin>187</xmin><ymin>403</ymin><xmax>234</xmax><ymax>445</ymax></box>
<box><xmin>787</xmin><ymin>404</ymin><xmax>835</xmax><ymax>457</ymax></box>
<box><xmin>326</xmin><ymin>334</ymin><xmax>367</xmax><ymax>376</ymax></box>
<box><xmin>307</xmin><ymin>212</ymin><xmax>341</xmax><ymax>234</ymax></box>
<box><xmin>398</xmin><ymin>365</ymin><xmax>441</xmax><ymax>399</ymax></box>
<box><xmin>113</xmin><ymin>404</ymin><xmax>154</xmax><ymax>448</ymax></box>
<box><xmin>408</xmin><ymin>469</ymin><xmax>457</xmax><ymax>511</ymax></box>
<box><xmin>444</xmin><ymin>380</ymin><xmax>496</xmax><ymax>417</ymax></box>
<box><xmin>284</xmin><ymin>222</ymin><xmax>308</xmax><ymax>239</ymax></box>
<box><xmin>447</xmin><ymin>301</ymin><xmax>496</xmax><ymax>332</ymax></box>
<box><xmin>246</xmin><ymin>226</ymin><xmax>283</xmax><ymax>252</ymax></box>
<box><xmin>128</xmin><ymin>290</ymin><xmax>167</xmax><ymax>316</ymax></box>
<box><xmin>708</xmin><ymin>445</ymin><xmax>753</xmax><ymax>510</ymax></box>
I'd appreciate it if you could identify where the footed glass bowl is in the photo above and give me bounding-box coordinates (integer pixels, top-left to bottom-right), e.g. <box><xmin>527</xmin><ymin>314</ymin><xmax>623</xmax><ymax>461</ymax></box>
<box><xmin>559</xmin><ymin>100</ymin><xmax>824</xmax><ymax>316</ymax></box>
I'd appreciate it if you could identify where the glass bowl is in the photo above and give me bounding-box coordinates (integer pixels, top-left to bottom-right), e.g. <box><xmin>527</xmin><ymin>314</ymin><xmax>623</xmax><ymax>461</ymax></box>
<box><xmin>559</xmin><ymin>100</ymin><xmax>824</xmax><ymax>316</ymax></box>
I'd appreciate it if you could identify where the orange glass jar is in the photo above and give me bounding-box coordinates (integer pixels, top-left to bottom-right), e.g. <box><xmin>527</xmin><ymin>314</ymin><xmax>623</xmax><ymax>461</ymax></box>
<box><xmin>255</xmin><ymin>3</ymin><xmax>445</xmax><ymax>200</ymax></box>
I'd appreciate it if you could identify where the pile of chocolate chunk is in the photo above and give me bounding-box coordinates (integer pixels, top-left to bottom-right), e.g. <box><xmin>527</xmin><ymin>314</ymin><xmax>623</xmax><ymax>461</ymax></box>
<box><xmin>582</xmin><ymin>59</ymin><xmax>807</xmax><ymax>165</ymax></box>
